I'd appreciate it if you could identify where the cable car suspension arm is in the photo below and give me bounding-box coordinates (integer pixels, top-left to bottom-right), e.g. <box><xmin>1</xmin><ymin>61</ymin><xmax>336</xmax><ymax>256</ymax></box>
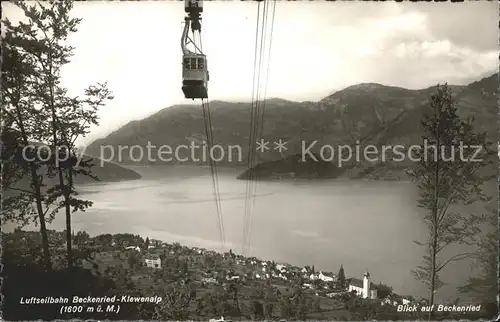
<box><xmin>181</xmin><ymin>18</ymin><xmax>203</xmax><ymax>55</ymax></box>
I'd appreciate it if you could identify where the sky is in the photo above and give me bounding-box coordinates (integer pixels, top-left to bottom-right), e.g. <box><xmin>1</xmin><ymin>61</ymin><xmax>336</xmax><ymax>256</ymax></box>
<box><xmin>4</xmin><ymin>1</ymin><xmax>498</xmax><ymax>145</ymax></box>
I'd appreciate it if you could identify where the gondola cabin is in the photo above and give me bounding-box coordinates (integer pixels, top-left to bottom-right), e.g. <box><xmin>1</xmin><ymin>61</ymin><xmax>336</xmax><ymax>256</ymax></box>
<box><xmin>182</xmin><ymin>54</ymin><xmax>209</xmax><ymax>99</ymax></box>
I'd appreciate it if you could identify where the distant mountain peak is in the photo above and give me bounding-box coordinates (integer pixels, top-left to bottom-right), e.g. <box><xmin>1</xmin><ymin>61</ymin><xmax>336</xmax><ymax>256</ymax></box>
<box><xmin>455</xmin><ymin>72</ymin><xmax>498</xmax><ymax>99</ymax></box>
<box><xmin>84</xmin><ymin>71</ymin><xmax>495</xmax><ymax>172</ymax></box>
<box><xmin>343</xmin><ymin>83</ymin><xmax>387</xmax><ymax>91</ymax></box>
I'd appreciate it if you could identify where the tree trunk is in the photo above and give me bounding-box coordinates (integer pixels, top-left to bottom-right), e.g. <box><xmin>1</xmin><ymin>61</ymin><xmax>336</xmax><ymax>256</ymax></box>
<box><xmin>51</xmin><ymin>109</ymin><xmax>73</xmax><ymax>269</ymax></box>
<box><xmin>15</xmin><ymin>106</ymin><xmax>52</xmax><ymax>271</ymax></box>
<box><xmin>429</xmin><ymin>133</ymin><xmax>441</xmax><ymax>321</ymax></box>
<box><xmin>31</xmin><ymin>166</ymin><xmax>52</xmax><ymax>271</ymax></box>
<box><xmin>428</xmin><ymin>222</ymin><xmax>438</xmax><ymax>320</ymax></box>
<box><xmin>48</xmin><ymin>50</ymin><xmax>73</xmax><ymax>269</ymax></box>
<box><xmin>64</xmin><ymin>185</ymin><xmax>73</xmax><ymax>269</ymax></box>
<box><xmin>65</xmin><ymin>167</ymin><xmax>76</xmax><ymax>269</ymax></box>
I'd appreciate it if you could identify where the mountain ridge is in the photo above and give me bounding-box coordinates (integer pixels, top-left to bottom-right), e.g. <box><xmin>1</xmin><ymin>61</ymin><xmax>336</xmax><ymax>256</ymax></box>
<box><xmin>85</xmin><ymin>73</ymin><xmax>498</xmax><ymax>180</ymax></box>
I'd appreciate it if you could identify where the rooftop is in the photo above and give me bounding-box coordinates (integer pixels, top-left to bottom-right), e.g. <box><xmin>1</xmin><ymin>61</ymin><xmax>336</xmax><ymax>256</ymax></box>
<box><xmin>347</xmin><ymin>277</ymin><xmax>378</xmax><ymax>290</ymax></box>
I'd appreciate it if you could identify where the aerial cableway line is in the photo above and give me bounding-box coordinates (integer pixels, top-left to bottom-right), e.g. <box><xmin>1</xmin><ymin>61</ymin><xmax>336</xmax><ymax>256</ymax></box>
<box><xmin>242</xmin><ymin>0</ymin><xmax>276</xmax><ymax>257</ymax></box>
<box><xmin>181</xmin><ymin>0</ymin><xmax>225</xmax><ymax>250</ymax></box>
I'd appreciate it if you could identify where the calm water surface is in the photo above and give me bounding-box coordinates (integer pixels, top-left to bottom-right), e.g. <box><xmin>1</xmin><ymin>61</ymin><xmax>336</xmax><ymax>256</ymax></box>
<box><xmin>42</xmin><ymin>165</ymin><xmax>476</xmax><ymax>301</ymax></box>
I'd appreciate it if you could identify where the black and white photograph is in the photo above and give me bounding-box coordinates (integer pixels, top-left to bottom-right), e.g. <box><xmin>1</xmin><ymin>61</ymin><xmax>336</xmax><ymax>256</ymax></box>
<box><xmin>1</xmin><ymin>0</ymin><xmax>498</xmax><ymax>320</ymax></box>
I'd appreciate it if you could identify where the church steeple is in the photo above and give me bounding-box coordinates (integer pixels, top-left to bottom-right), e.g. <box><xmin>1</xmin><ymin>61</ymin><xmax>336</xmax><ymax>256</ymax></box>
<box><xmin>362</xmin><ymin>269</ymin><xmax>370</xmax><ymax>299</ymax></box>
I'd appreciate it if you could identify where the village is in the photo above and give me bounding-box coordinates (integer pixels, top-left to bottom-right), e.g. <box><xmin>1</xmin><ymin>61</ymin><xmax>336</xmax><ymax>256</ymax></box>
<box><xmin>116</xmin><ymin>235</ymin><xmax>415</xmax><ymax>308</ymax></box>
<box><xmin>6</xmin><ymin>229</ymin><xmax>479</xmax><ymax>320</ymax></box>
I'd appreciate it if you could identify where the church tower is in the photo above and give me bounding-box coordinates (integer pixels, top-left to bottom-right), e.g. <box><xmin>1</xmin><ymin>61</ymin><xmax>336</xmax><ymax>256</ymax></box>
<box><xmin>362</xmin><ymin>270</ymin><xmax>370</xmax><ymax>299</ymax></box>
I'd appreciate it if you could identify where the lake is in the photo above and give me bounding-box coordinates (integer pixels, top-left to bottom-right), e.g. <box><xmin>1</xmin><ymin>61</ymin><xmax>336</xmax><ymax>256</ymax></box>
<box><xmin>21</xmin><ymin>165</ymin><xmax>483</xmax><ymax>302</ymax></box>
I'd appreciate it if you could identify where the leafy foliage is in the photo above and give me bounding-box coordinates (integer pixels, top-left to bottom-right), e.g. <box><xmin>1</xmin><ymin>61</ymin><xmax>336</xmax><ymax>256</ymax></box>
<box><xmin>407</xmin><ymin>84</ymin><xmax>493</xmax><ymax>317</ymax></box>
<box><xmin>337</xmin><ymin>264</ymin><xmax>346</xmax><ymax>289</ymax></box>
<box><xmin>376</xmin><ymin>282</ymin><xmax>393</xmax><ymax>299</ymax></box>
<box><xmin>2</xmin><ymin>0</ymin><xmax>114</xmax><ymax>269</ymax></box>
<box><xmin>458</xmin><ymin>208</ymin><xmax>498</xmax><ymax>318</ymax></box>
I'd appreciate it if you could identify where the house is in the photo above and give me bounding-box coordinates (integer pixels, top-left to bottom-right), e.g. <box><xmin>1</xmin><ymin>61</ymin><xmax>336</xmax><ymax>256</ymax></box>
<box><xmin>382</xmin><ymin>298</ymin><xmax>397</xmax><ymax>306</ymax></box>
<box><xmin>125</xmin><ymin>246</ymin><xmax>141</xmax><ymax>252</ymax></box>
<box><xmin>276</xmin><ymin>264</ymin><xmax>287</xmax><ymax>272</ymax></box>
<box><xmin>347</xmin><ymin>271</ymin><xmax>378</xmax><ymax>299</ymax></box>
<box><xmin>209</xmin><ymin>317</ymin><xmax>232</xmax><ymax>322</ymax></box>
<box><xmin>383</xmin><ymin>293</ymin><xmax>412</xmax><ymax>306</ymax></box>
<box><xmin>201</xmin><ymin>277</ymin><xmax>217</xmax><ymax>284</ymax></box>
<box><xmin>150</xmin><ymin>239</ymin><xmax>161</xmax><ymax>246</ymax></box>
<box><xmin>326</xmin><ymin>292</ymin><xmax>345</xmax><ymax>298</ymax></box>
<box><xmin>226</xmin><ymin>274</ymin><xmax>240</xmax><ymax>281</ymax></box>
<box><xmin>254</xmin><ymin>272</ymin><xmax>268</xmax><ymax>279</ymax></box>
<box><xmin>318</xmin><ymin>271</ymin><xmax>335</xmax><ymax>282</ymax></box>
<box><xmin>145</xmin><ymin>257</ymin><xmax>161</xmax><ymax>268</ymax></box>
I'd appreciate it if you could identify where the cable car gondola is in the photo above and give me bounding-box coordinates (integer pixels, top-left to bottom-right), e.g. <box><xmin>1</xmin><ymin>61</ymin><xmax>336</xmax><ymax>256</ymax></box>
<box><xmin>181</xmin><ymin>0</ymin><xmax>208</xmax><ymax>100</ymax></box>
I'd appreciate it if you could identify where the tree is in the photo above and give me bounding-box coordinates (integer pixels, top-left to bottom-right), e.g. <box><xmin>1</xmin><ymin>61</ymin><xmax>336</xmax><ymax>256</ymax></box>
<box><xmin>294</xmin><ymin>275</ymin><xmax>305</xmax><ymax>288</ymax></box>
<box><xmin>376</xmin><ymin>282</ymin><xmax>393</xmax><ymax>299</ymax></box>
<box><xmin>337</xmin><ymin>264</ymin><xmax>346</xmax><ymax>289</ymax></box>
<box><xmin>127</xmin><ymin>252</ymin><xmax>141</xmax><ymax>270</ymax></box>
<box><xmin>312</xmin><ymin>278</ymin><xmax>322</xmax><ymax>288</ymax></box>
<box><xmin>2</xmin><ymin>11</ymin><xmax>56</xmax><ymax>271</ymax></box>
<box><xmin>407</xmin><ymin>84</ymin><xmax>493</xmax><ymax>319</ymax></box>
<box><xmin>114</xmin><ymin>233</ymin><xmax>140</xmax><ymax>247</ymax></box>
<box><xmin>264</xmin><ymin>302</ymin><xmax>274</xmax><ymax>318</ymax></box>
<box><xmin>348</xmin><ymin>298</ymin><xmax>413</xmax><ymax>320</ymax></box>
<box><xmin>252</xmin><ymin>300</ymin><xmax>264</xmax><ymax>319</ymax></box>
<box><xmin>74</xmin><ymin>231</ymin><xmax>90</xmax><ymax>246</ymax></box>
<box><xmin>278</xmin><ymin>297</ymin><xmax>293</xmax><ymax>318</ymax></box>
<box><xmin>458</xmin><ymin>208</ymin><xmax>498</xmax><ymax>318</ymax></box>
<box><xmin>227</xmin><ymin>280</ymin><xmax>241</xmax><ymax>317</ymax></box>
<box><xmin>9</xmin><ymin>0</ymin><xmax>114</xmax><ymax>269</ymax></box>
<box><xmin>153</xmin><ymin>284</ymin><xmax>196</xmax><ymax>320</ymax></box>
<box><xmin>145</xmin><ymin>237</ymin><xmax>150</xmax><ymax>249</ymax></box>
<box><xmin>312</xmin><ymin>297</ymin><xmax>321</xmax><ymax>311</ymax></box>
<box><xmin>291</xmin><ymin>287</ymin><xmax>311</xmax><ymax>319</ymax></box>
<box><xmin>95</xmin><ymin>234</ymin><xmax>113</xmax><ymax>245</ymax></box>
